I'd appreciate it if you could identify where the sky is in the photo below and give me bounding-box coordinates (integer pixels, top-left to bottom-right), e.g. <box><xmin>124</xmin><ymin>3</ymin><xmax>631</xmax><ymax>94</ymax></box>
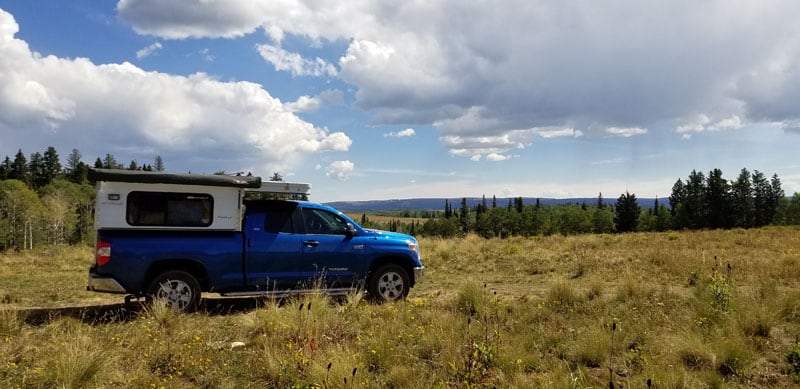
<box><xmin>0</xmin><ymin>1</ymin><xmax>799</xmax><ymax>203</ymax></box>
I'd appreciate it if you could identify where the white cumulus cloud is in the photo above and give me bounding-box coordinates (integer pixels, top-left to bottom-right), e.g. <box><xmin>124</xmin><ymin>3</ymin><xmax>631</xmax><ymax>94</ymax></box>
<box><xmin>605</xmin><ymin>127</ymin><xmax>648</xmax><ymax>137</ymax></box>
<box><xmin>326</xmin><ymin>160</ymin><xmax>354</xmax><ymax>181</ymax></box>
<box><xmin>285</xmin><ymin>95</ymin><xmax>321</xmax><ymax>113</ymax></box>
<box><xmin>0</xmin><ymin>8</ymin><xmax>350</xmax><ymax>174</ymax></box>
<box><xmin>709</xmin><ymin>115</ymin><xmax>743</xmax><ymax>131</ymax></box>
<box><xmin>115</xmin><ymin>0</ymin><xmax>800</xmax><ymax>156</ymax></box>
<box><xmin>676</xmin><ymin>114</ymin><xmax>743</xmax><ymax>139</ymax></box>
<box><xmin>486</xmin><ymin>153</ymin><xmax>510</xmax><ymax>162</ymax></box>
<box><xmin>256</xmin><ymin>44</ymin><xmax>336</xmax><ymax>77</ymax></box>
<box><xmin>384</xmin><ymin>128</ymin><xmax>415</xmax><ymax>138</ymax></box>
<box><xmin>536</xmin><ymin>127</ymin><xmax>584</xmax><ymax>139</ymax></box>
<box><xmin>117</xmin><ymin>0</ymin><xmax>266</xmax><ymax>39</ymax></box>
<box><xmin>136</xmin><ymin>41</ymin><xmax>162</xmax><ymax>59</ymax></box>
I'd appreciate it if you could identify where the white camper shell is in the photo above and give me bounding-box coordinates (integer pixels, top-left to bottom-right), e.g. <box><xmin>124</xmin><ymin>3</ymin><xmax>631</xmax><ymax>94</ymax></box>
<box><xmin>89</xmin><ymin>169</ymin><xmax>310</xmax><ymax>232</ymax></box>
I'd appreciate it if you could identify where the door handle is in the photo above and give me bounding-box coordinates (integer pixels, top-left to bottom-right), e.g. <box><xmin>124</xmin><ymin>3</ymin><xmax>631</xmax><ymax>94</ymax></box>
<box><xmin>303</xmin><ymin>240</ymin><xmax>320</xmax><ymax>247</ymax></box>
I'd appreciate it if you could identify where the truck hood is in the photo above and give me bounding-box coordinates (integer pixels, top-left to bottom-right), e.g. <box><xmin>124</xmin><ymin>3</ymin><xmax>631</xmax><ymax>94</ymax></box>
<box><xmin>363</xmin><ymin>229</ymin><xmax>416</xmax><ymax>242</ymax></box>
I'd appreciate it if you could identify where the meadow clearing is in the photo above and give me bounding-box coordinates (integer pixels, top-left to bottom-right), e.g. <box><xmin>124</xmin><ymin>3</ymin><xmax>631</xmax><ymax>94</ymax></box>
<box><xmin>2</xmin><ymin>227</ymin><xmax>800</xmax><ymax>388</ymax></box>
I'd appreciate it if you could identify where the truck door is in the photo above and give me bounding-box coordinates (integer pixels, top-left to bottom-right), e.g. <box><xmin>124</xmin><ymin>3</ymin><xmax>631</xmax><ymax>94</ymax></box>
<box><xmin>244</xmin><ymin>203</ymin><xmax>304</xmax><ymax>290</ymax></box>
<box><xmin>299</xmin><ymin>208</ymin><xmax>366</xmax><ymax>288</ymax></box>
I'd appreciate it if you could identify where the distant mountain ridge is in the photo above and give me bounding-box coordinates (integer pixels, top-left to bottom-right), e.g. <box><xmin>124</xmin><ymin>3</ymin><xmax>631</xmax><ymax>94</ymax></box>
<box><xmin>324</xmin><ymin>197</ymin><xmax>667</xmax><ymax>212</ymax></box>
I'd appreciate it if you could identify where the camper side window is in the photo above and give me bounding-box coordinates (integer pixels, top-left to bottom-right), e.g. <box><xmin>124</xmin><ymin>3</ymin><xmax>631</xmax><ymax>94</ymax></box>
<box><xmin>127</xmin><ymin>192</ymin><xmax>213</xmax><ymax>227</ymax></box>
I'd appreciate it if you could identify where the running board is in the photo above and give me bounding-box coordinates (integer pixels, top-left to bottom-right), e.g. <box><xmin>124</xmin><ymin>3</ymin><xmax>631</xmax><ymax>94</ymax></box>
<box><xmin>219</xmin><ymin>287</ymin><xmax>355</xmax><ymax>298</ymax></box>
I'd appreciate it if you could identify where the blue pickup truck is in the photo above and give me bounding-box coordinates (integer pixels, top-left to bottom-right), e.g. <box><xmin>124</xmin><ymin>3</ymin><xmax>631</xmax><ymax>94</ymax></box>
<box><xmin>86</xmin><ymin>169</ymin><xmax>424</xmax><ymax>310</ymax></box>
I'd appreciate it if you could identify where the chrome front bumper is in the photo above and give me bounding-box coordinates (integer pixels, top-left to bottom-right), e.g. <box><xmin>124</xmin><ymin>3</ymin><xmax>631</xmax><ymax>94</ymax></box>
<box><xmin>413</xmin><ymin>266</ymin><xmax>425</xmax><ymax>283</ymax></box>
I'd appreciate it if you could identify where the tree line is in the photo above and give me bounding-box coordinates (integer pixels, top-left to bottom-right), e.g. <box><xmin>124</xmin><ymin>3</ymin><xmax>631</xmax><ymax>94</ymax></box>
<box><xmin>2</xmin><ymin>146</ymin><xmax>799</xmax><ymax>249</ymax></box>
<box><xmin>374</xmin><ymin>168</ymin><xmax>799</xmax><ymax>238</ymax></box>
<box><xmin>0</xmin><ymin>146</ymin><xmax>165</xmax><ymax>250</ymax></box>
<box><xmin>669</xmin><ymin>168</ymin><xmax>784</xmax><ymax>229</ymax></box>
<box><xmin>0</xmin><ymin>147</ymin><xmax>165</xmax><ymax>188</ymax></box>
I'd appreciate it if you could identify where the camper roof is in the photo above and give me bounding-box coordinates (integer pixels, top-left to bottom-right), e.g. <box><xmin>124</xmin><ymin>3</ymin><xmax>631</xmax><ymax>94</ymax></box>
<box><xmin>246</xmin><ymin>181</ymin><xmax>311</xmax><ymax>196</ymax></box>
<box><xmin>88</xmin><ymin>168</ymin><xmax>262</xmax><ymax>188</ymax></box>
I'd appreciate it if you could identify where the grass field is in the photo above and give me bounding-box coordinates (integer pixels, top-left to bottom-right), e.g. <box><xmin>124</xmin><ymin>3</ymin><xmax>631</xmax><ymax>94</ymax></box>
<box><xmin>2</xmin><ymin>227</ymin><xmax>800</xmax><ymax>387</ymax></box>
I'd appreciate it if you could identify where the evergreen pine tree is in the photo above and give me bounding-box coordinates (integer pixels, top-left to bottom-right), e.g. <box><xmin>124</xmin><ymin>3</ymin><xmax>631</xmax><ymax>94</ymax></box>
<box><xmin>65</xmin><ymin>149</ymin><xmax>83</xmax><ymax>183</ymax></box>
<box><xmin>11</xmin><ymin>149</ymin><xmax>29</xmax><ymax>184</ymax></box>
<box><xmin>614</xmin><ymin>191</ymin><xmax>640</xmax><ymax>233</ymax></box>
<box><xmin>154</xmin><ymin>155</ymin><xmax>165</xmax><ymax>172</ymax></box>
<box><xmin>752</xmin><ymin>170</ymin><xmax>770</xmax><ymax>227</ymax></box>
<box><xmin>66</xmin><ymin>149</ymin><xmax>81</xmax><ymax>174</ymax></box>
<box><xmin>685</xmin><ymin>170</ymin><xmax>707</xmax><ymax>228</ymax></box>
<box><xmin>0</xmin><ymin>156</ymin><xmax>11</xmax><ymax>180</ymax></box>
<box><xmin>43</xmin><ymin>146</ymin><xmax>61</xmax><ymax>184</ymax></box>
<box><xmin>705</xmin><ymin>168</ymin><xmax>731</xmax><ymax>229</ymax></box>
<box><xmin>103</xmin><ymin>154</ymin><xmax>122</xmax><ymax>169</ymax></box>
<box><xmin>768</xmin><ymin>174</ymin><xmax>784</xmax><ymax>224</ymax></box>
<box><xmin>460</xmin><ymin>197</ymin><xmax>469</xmax><ymax>232</ymax></box>
<box><xmin>29</xmin><ymin>152</ymin><xmax>47</xmax><ymax>188</ymax></box>
<box><xmin>730</xmin><ymin>168</ymin><xmax>753</xmax><ymax>228</ymax></box>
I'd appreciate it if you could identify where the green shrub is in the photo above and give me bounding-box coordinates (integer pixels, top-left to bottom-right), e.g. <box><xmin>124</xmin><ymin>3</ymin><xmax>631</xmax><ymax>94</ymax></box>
<box><xmin>715</xmin><ymin>340</ymin><xmax>753</xmax><ymax>377</ymax></box>
<box><xmin>787</xmin><ymin>349</ymin><xmax>800</xmax><ymax>376</ymax></box>
<box><xmin>455</xmin><ymin>282</ymin><xmax>487</xmax><ymax>317</ymax></box>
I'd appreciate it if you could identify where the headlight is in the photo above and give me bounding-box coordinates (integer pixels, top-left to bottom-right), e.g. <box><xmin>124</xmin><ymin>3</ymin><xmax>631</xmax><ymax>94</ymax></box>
<box><xmin>407</xmin><ymin>241</ymin><xmax>419</xmax><ymax>255</ymax></box>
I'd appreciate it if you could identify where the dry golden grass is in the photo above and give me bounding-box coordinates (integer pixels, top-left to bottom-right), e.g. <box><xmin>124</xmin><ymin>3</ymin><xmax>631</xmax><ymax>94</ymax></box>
<box><xmin>2</xmin><ymin>227</ymin><xmax>800</xmax><ymax>387</ymax></box>
<box><xmin>344</xmin><ymin>213</ymin><xmax>426</xmax><ymax>225</ymax></box>
<box><xmin>0</xmin><ymin>245</ymin><xmax>119</xmax><ymax>308</ymax></box>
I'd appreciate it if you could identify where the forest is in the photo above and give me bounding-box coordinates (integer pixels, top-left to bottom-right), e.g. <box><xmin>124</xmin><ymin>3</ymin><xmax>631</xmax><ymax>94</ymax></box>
<box><xmin>0</xmin><ymin>147</ymin><xmax>161</xmax><ymax>250</ymax></box>
<box><xmin>1</xmin><ymin>146</ymin><xmax>800</xmax><ymax>250</ymax></box>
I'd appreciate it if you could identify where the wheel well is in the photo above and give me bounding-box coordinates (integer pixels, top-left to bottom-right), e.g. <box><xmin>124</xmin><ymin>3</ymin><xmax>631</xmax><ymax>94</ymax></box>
<box><xmin>369</xmin><ymin>256</ymin><xmax>416</xmax><ymax>286</ymax></box>
<box><xmin>145</xmin><ymin>259</ymin><xmax>210</xmax><ymax>292</ymax></box>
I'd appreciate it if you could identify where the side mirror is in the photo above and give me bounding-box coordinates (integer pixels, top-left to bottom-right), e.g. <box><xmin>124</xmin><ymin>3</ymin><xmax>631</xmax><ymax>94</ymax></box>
<box><xmin>345</xmin><ymin>223</ymin><xmax>358</xmax><ymax>237</ymax></box>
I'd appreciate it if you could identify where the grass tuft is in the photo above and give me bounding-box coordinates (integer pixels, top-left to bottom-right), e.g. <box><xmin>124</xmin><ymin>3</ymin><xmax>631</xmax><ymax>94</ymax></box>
<box><xmin>0</xmin><ymin>309</ymin><xmax>24</xmax><ymax>337</ymax></box>
<box><xmin>44</xmin><ymin>322</ymin><xmax>107</xmax><ymax>388</ymax></box>
<box><xmin>455</xmin><ymin>281</ymin><xmax>487</xmax><ymax>317</ymax></box>
<box><xmin>546</xmin><ymin>280</ymin><xmax>582</xmax><ymax>310</ymax></box>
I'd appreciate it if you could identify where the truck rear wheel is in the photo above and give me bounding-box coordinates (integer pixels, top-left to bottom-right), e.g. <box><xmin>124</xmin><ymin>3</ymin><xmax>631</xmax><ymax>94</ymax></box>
<box><xmin>147</xmin><ymin>270</ymin><xmax>201</xmax><ymax>312</ymax></box>
<box><xmin>368</xmin><ymin>264</ymin><xmax>410</xmax><ymax>302</ymax></box>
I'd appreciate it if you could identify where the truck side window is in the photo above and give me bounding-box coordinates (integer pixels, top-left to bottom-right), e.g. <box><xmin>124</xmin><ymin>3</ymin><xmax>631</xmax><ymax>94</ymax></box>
<box><xmin>127</xmin><ymin>192</ymin><xmax>213</xmax><ymax>227</ymax></box>
<box><xmin>264</xmin><ymin>205</ymin><xmax>296</xmax><ymax>234</ymax></box>
<box><xmin>302</xmin><ymin>209</ymin><xmax>348</xmax><ymax>235</ymax></box>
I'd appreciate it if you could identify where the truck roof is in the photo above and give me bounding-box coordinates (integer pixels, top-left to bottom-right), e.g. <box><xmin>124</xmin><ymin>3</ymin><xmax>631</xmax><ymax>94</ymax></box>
<box><xmin>88</xmin><ymin>168</ymin><xmax>262</xmax><ymax>188</ymax></box>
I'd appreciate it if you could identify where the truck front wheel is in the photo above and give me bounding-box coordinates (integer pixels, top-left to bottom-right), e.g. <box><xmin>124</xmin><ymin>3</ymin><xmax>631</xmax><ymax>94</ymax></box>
<box><xmin>368</xmin><ymin>264</ymin><xmax>410</xmax><ymax>302</ymax></box>
<box><xmin>147</xmin><ymin>270</ymin><xmax>201</xmax><ymax>312</ymax></box>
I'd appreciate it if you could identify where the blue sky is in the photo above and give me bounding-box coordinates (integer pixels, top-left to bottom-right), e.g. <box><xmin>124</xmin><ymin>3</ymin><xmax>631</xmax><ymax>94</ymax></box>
<box><xmin>1</xmin><ymin>1</ymin><xmax>798</xmax><ymax>202</ymax></box>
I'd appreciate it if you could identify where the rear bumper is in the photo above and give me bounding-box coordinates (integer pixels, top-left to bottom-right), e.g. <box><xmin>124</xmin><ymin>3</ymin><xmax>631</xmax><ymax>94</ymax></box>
<box><xmin>87</xmin><ymin>270</ymin><xmax>127</xmax><ymax>294</ymax></box>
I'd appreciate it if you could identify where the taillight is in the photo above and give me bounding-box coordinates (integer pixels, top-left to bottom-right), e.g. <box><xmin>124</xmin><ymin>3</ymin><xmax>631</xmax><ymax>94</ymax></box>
<box><xmin>96</xmin><ymin>239</ymin><xmax>111</xmax><ymax>266</ymax></box>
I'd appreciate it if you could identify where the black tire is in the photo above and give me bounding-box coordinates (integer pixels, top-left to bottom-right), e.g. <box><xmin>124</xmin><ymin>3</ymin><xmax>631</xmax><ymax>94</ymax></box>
<box><xmin>147</xmin><ymin>270</ymin><xmax>201</xmax><ymax>312</ymax></box>
<box><xmin>368</xmin><ymin>264</ymin><xmax>410</xmax><ymax>302</ymax></box>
